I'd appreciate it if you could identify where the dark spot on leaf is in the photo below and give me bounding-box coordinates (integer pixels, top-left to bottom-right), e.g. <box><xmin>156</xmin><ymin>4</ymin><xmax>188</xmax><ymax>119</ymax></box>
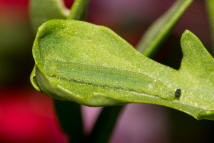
<box><xmin>175</xmin><ymin>88</ymin><xmax>181</xmax><ymax>98</ymax></box>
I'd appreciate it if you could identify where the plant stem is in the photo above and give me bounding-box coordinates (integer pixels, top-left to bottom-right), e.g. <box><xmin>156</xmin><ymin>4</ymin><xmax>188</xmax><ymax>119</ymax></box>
<box><xmin>89</xmin><ymin>106</ymin><xmax>124</xmax><ymax>143</ymax></box>
<box><xmin>206</xmin><ymin>0</ymin><xmax>214</xmax><ymax>54</ymax></box>
<box><xmin>54</xmin><ymin>100</ymin><xmax>83</xmax><ymax>143</ymax></box>
<box><xmin>68</xmin><ymin>0</ymin><xmax>89</xmax><ymax>20</ymax></box>
<box><xmin>137</xmin><ymin>0</ymin><xmax>193</xmax><ymax>57</ymax></box>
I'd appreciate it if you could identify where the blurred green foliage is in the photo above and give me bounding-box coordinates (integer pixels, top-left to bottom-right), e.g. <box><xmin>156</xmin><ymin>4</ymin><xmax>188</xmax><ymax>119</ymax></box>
<box><xmin>0</xmin><ymin>15</ymin><xmax>33</xmax><ymax>86</ymax></box>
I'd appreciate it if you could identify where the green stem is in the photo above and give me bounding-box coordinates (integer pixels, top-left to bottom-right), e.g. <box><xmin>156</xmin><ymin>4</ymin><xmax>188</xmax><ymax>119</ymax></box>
<box><xmin>54</xmin><ymin>100</ymin><xmax>83</xmax><ymax>143</ymax></box>
<box><xmin>89</xmin><ymin>106</ymin><xmax>124</xmax><ymax>143</ymax></box>
<box><xmin>206</xmin><ymin>0</ymin><xmax>214</xmax><ymax>54</ymax></box>
<box><xmin>137</xmin><ymin>0</ymin><xmax>193</xmax><ymax>57</ymax></box>
<box><xmin>68</xmin><ymin>0</ymin><xmax>89</xmax><ymax>20</ymax></box>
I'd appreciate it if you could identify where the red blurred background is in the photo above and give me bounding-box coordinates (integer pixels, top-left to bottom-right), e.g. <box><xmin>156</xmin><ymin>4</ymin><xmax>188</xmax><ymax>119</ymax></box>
<box><xmin>0</xmin><ymin>0</ymin><xmax>212</xmax><ymax>143</ymax></box>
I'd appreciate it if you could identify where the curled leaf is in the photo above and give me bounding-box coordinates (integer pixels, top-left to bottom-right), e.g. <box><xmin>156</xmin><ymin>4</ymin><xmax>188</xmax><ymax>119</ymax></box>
<box><xmin>31</xmin><ymin>20</ymin><xmax>214</xmax><ymax>120</ymax></box>
<box><xmin>32</xmin><ymin>20</ymin><xmax>176</xmax><ymax>104</ymax></box>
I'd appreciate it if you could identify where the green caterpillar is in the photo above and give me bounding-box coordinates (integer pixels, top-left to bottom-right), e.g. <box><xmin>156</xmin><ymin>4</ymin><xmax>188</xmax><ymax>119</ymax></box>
<box><xmin>46</xmin><ymin>60</ymin><xmax>175</xmax><ymax>100</ymax></box>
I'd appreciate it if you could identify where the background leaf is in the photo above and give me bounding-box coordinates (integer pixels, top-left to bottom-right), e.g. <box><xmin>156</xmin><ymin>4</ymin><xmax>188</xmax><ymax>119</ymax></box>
<box><xmin>30</xmin><ymin>0</ymin><xmax>69</xmax><ymax>33</ymax></box>
<box><xmin>206</xmin><ymin>0</ymin><xmax>214</xmax><ymax>54</ymax></box>
<box><xmin>137</xmin><ymin>0</ymin><xmax>193</xmax><ymax>57</ymax></box>
<box><xmin>68</xmin><ymin>0</ymin><xmax>89</xmax><ymax>20</ymax></box>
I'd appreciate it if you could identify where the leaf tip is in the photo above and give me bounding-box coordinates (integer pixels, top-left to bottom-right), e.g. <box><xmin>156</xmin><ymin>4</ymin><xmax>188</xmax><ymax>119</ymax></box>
<box><xmin>181</xmin><ymin>29</ymin><xmax>194</xmax><ymax>40</ymax></box>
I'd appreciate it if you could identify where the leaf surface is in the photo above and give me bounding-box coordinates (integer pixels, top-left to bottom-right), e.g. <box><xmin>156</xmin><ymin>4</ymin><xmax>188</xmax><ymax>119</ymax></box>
<box><xmin>31</xmin><ymin>20</ymin><xmax>214</xmax><ymax>120</ymax></box>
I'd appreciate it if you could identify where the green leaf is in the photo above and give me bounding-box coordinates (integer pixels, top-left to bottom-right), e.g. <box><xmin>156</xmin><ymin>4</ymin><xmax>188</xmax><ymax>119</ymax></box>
<box><xmin>68</xmin><ymin>0</ymin><xmax>89</xmax><ymax>20</ymax></box>
<box><xmin>31</xmin><ymin>19</ymin><xmax>214</xmax><ymax>121</ymax></box>
<box><xmin>31</xmin><ymin>20</ymin><xmax>176</xmax><ymax>103</ymax></box>
<box><xmin>137</xmin><ymin>0</ymin><xmax>193</xmax><ymax>57</ymax></box>
<box><xmin>206</xmin><ymin>0</ymin><xmax>214</xmax><ymax>53</ymax></box>
<box><xmin>30</xmin><ymin>0</ymin><xmax>69</xmax><ymax>33</ymax></box>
